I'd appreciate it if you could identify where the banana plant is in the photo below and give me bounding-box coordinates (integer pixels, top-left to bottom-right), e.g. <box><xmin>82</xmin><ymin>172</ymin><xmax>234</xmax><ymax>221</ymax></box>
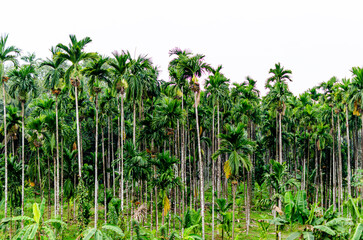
<box><xmin>346</xmin><ymin>196</ymin><xmax>363</xmax><ymax>240</ymax></box>
<box><xmin>10</xmin><ymin>199</ymin><xmax>66</xmax><ymax>240</ymax></box>
<box><xmin>79</xmin><ymin>224</ymin><xmax>124</xmax><ymax>240</ymax></box>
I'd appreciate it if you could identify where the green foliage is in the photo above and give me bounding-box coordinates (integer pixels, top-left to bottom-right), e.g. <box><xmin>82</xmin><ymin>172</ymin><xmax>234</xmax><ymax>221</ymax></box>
<box><xmin>76</xmin><ymin>179</ymin><xmax>91</xmax><ymax>230</ymax></box>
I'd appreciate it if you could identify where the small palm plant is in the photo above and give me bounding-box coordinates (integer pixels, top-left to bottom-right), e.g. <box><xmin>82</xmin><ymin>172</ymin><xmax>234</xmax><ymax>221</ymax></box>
<box><xmin>78</xmin><ymin>224</ymin><xmax>124</xmax><ymax>240</ymax></box>
<box><xmin>10</xmin><ymin>199</ymin><xmax>66</xmax><ymax>240</ymax></box>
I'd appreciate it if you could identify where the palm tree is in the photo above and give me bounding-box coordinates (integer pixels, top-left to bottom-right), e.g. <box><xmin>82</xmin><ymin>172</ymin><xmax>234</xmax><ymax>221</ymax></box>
<box><xmin>0</xmin><ymin>33</ymin><xmax>20</xmax><ymax>218</ymax></box>
<box><xmin>213</xmin><ymin>123</ymin><xmax>255</xmax><ymax>240</ymax></box>
<box><xmin>56</xmin><ymin>34</ymin><xmax>97</xmax><ymax>179</ymax></box>
<box><xmin>205</xmin><ymin>65</ymin><xmax>229</xmax><ymax>240</ymax></box>
<box><xmin>109</xmin><ymin>50</ymin><xmax>129</xmax><ymax>210</ymax></box>
<box><xmin>178</xmin><ymin>53</ymin><xmax>210</xmax><ymax>239</ymax></box>
<box><xmin>266</xmin><ymin>63</ymin><xmax>292</xmax><ymax>165</ymax></box>
<box><xmin>350</xmin><ymin>67</ymin><xmax>363</xmax><ymax>172</ymax></box>
<box><xmin>82</xmin><ymin>55</ymin><xmax>110</xmax><ymax>227</ymax></box>
<box><xmin>8</xmin><ymin>64</ymin><xmax>38</xmax><ymax>219</ymax></box>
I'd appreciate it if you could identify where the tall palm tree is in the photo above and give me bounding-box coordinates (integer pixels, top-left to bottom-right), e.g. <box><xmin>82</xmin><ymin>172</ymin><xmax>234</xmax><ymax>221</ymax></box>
<box><xmin>205</xmin><ymin>65</ymin><xmax>229</xmax><ymax>240</ymax></box>
<box><xmin>0</xmin><ymin>33</ymin><xmax>20</xmax><ymax>218</ymax></box>
<box><xmin>56</xmin><ymin>34</ymin><xmax>97</xmax><ymax>179</ymax></box>
<box><xmin>178</xmin><ymin>53</ymin><xmax>211</xmax><ymax>239</ymax></box>
<box><xmin>266</xmin><ymin>63</ymin><xmax>292</xmax><ymax>165</ymax></box>
<box><xmin>109</xmin><ymin>50</ymin><xmax>130</xmax><ymax>210</ymax></box>
<box><xmin>82</xmin><ymin>55</ymin><xmax>110</xmax><ymax>227</ymax></box>
<box><xmin>213</xmin><ymin>123</ymin><xmax>255</xmax><ymax>240</ymax></box>
<box><xmin>8</xmin><ymin>64</ymin><xmax>38</xmax><ymax>219</ymax></box>
<box><xmin>350</xmin><ymin>67</ymin><xmax>363</xmax><ymax>172</ymax></box>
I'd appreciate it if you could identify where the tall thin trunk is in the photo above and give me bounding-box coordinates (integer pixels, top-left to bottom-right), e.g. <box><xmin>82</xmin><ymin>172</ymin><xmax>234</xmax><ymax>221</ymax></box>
<box><xmin>337</xmin><ymin>111</ymin><xmax>343</xmax><ymax>212</ymax></box>
<box><xmin>212</xmin><ymin>105</ymin><xmax>215</xmax><ymax>240</ymax></box>
<box><xmin>346</xmin><ymin>106</ymin><xmax>351</xmax><ymax>197</ymax></box>
<box><xmin>37</xmin><ymin>148</ymin><xmax>42</xmax><ymax>199</ymax></box>
<box><xmin>21</xmin><ymin>101</ymin><xmax>25</xmax><ymax>222</ymax></box>
<box><xmin>194</xmin><ymin>91</ymin><xmax>205</xmax><ymax>239</ymax></box>
<box><xmin>332</xmin><ymin>108</ymin><xmax>336</xmax><ymax>211</ymax></box>
<box><xmin>75</xmin><ymin>85</ymin><xmax>82</xmax><ymax>178</ymax></box>
<box><xmin>55</xmin><ymin>95</ymin><xmax>60</xmax><ymax>216</ymax></box>
<box><xmin>133</xmin><ymin>102</ymin><xmax>136</xmax><ymax>145</ymax></box>
<box><xmin>217</xmin><ymin>101</ymin><xmax>221</xmax><ymax>198</ymax></box>
<box><xmin>121</xmin><ymin>93</ymin><xmax>125</xmax><ymax>210</ymax></box>
<box><xmin>3</xmin><ymin>82</ymin><xmax>8</xmax><ymax>218</ymax></box>
<box><xmin>111</xmin><ymin>118</ymin><xmax>115</xmax><ymax>197</ymax></box>
<box><xmin>232</xmin><ymin>182</ymin><xmax>236</xmax><ymax>240</ymax></box>
<box><xmin>61</xmin><ymin>138</ymin><xmax>64</xmax><ymax>220</ymax></box>
<box><xmin>107</xmin><ymin>116</ymin><xmax>111</xmax><ymax>189</ymax></box>
<box><xmin>279</xmin><ymin>112</ymin><xmax>282</xmax><ymax>164</ymax></box>
<box><xmin>102</xmin><ymin>126</ymin><xmax>107</xmax><ymax>224</ymax></box>
<box><xmin>94</xmin><ymin>95</ymin><xmax>99</xmax><ymax>228</ymax></box>
<box><xmin>180</xmin><ymin>86</ymin><xmax>185</xmax><ymax>236</ymax></box>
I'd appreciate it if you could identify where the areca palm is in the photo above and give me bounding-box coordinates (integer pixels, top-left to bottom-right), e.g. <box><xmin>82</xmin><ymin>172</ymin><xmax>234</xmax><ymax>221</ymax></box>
<box><xmin>0</xmin><ymin>33</ymin><xmax>20</xmax><ymax>218</ymax></box>
<box><xmin>213</xmin><ymin>123</ymin><xmax>255</xmax><ymax>240</ymax></box>
<box><xmin>82</xmin><ymin>55</ymin><xmax>110</xmax><ymax>227</ymax></box>
<box><xmin>8</xmin><ymin>64</ymin><xmax>38</xmax><ymax>219</ymax></box>
<box><xmin>56</xmin><ymin>34</ymin><xmax>97</xmax><ymax>179</ymax></box>
<box><xmin>177</xmin><ymin>53</ymin><xmax>210</xmax><ymax>239</ymax></box>
<box><xmin>109</xmin><ymin>50</ymin><xmax>130</xmax><ymax>209</ymax></box>
<box><xmin>205</xmin><ymin>65</ymin><xmax>229</xmax><ymax>239</ymax></box>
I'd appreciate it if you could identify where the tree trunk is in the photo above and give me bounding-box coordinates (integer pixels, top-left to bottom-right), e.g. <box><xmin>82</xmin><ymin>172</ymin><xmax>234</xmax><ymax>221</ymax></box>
<box><xmin>121</xmin><ymin>93</ymin><xmax>125</xmax><ymax>210</ymax></box>
<box><xmin>279</xmin><ymin>112</ymin><xmax>282</xmax><ymax>164</ymax></box>
<box><xmin>133</xmin><ymin>102</ymin><xmax>136</xmax><ymax>145</ymax></box>
<box><xmin>94</xmin><ymin>94</ymin><xmax>99</xmax><ymax>228</ymax></box>
<box><xmin>212</xmin><ymin>105</ymin><xmax>215</xmax><ymax>240</ymax></box>
<box><xmin>21</xmin><ymin>101</ymin><xmax>25</xmax><ymax>223</ymax></box>
<box><xmin>332</xmin><ymin>108</ymin><xmax>336</xmax><ymax>211</ymax></box>
<box><xmin>102</xmin><ymin>126</ymin><xmax>107</xmax><ymax>224</ymax></box>
<box><xmin>55</xmin><ymin>95</ymin><xmax>60</xmax><ymax>216</ymax></box>
<box><xmin>337</xmin><ymin>111</ymin><xmax>343</xmax><ymax>212</ymax></box>
<box><xmin>75</xmin><ymin>85</ymin><xmax>82</xmax><ymax>178</ymax></box>
<box><xmin>346</xmin><ymin>106</ymin><xmax>351</xmax><ymax>197</ymax></box>
<box><xmin>194</xmin><ymin>91</ymin><xmax>205</xmax><ymax>239</ymax></box>
<box><xmin>3</xmin><ymin>82</ymin><xmax>8</xmax><ymax>218</ymax></box>
<box><xmin>217</xmin><ymin>100</ymin><xmax>221</xmax><ymax>198</ymax></box>
<box><xmin>232</xmin><ymin>182</ymin><xmax>236</xmax><ymax>240</ymax></box>
<box><xmin>61</xmin><ymin>137</ymin><xmax>64</xmax><ymax>220</ymax></box>
<box><xmin>37</xmin><ymin>147</ymin><xmax>42</xmax><ymax>199</ymax></box>
<box><xmin>107</xmin><ymin>116</ymin><xmax>111</xmax><ymax>189</ymax></box>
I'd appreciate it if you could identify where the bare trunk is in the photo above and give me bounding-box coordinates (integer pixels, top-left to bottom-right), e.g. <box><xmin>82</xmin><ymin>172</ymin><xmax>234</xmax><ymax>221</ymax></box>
<box><xmin>102</xmin><ymin>126</ymin><xmax>107</xmax><ymax>223</ymax></box>
<box><xmin>3</xmin><ymin>82</ymin><xmax>8</xmax><ymax>218</ymax></box>
<box><xmin>346</xmin><ymin>106</ymin><xmax>351</xmax><ymax>197</ymax></box>
<box><xmin>121</xmin><ymin>94</ymin><xmax>124</xmax><ymax>210</ymax></box>
<box><xmin>232</xmin><ymin>183</ymin><xmax>236</xmax><ymax>240</ymax></box>
<box><xmin>94</xmin><ymin>95</ymin><xmax>99</xmax><ymax>228</ymax></box>
<box><xmin>21</xmin><ymin>101</ymin><xmax>25</xmax><ymax>223</ymax></box>
<box><xmin>55</xmin><ymin>95</ymin><xmax>60</xmax><ymax>215</ymax></box>
<box><xmin>37</xmin><ymin>148</ymin><xmax>42</xmax><ymax>199</ymax></box>
<box><xmin>194</xmin><ymin>91</ymin><xmax>205</xmax><ymax>239</ymax></box>
<box><xmin>279</xmin><ymin>112</ymin><xmax>282</xmax><ymax>164</ymax></box>
<box><xmin>337</xmin><ymin>112</ymin><xmax>343</xmax><ymax>212</ymax></box>
<box><xmin>332</xmin><ymin>108</ymin><xmax>336</xmax><ymax>210</ymax></box>
<box><xmin>217</xmin><ymin>101</ymin><xmax>221</xmax><ymax>198</ymax></box>
<box><xmin>133</xmin><ymin>102</ymin><xmax>136</xmax><ymax>145</ymax></box>
<box><xmin>75</xmin><ymin>85</ymin><xmax>82</xmax><ymax>178</ymax></box>
<box><xmin>212</xmin><ymin>105</ymin><xmax>215</xmax><ymax>240</ymax></box>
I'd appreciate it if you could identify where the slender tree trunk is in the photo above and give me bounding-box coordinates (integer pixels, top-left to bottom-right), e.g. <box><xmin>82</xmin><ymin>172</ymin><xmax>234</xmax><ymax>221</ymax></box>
<box><xmin>108</xmin><ymin>116</ymin><xmax>111</xmax><ymax>189</ymax></box>
<box><xmin>55</xmin><ymin>95</ymin><xmax>60</xmax><ymax>215</ymax></box>
<box><xmin>111</xmin><ymin>118</ymin><xmax>115</xmax><ymax>197</ymax></box>
<box><xmin>337</xmin><ymin>111</ymin><xmax>343</xmax><ymax>212</ymax></box>
<box><xmin>75</xmin><ymin>85</ymin><xmax>82</xmax><ymax>178</ymax></box>
<box><xmin>102</xmin><ymin>126</ymin><xmax>107</xmax><ymax>223</ymax></box>
<box><xmin>47</xmin><ymin>156</ymin><xmax>51</xmax><ymax>219</ymax></box>
<box><xmin>133</xmin><ymin>102</ymin><xmax>136</xmax><ymax>145</ymax></box>
<box><xmin>121</xmin><ymin>93</ymin><xmax>125</xmax><ymax>210</ymax></box>
<box><xmin>279</xmin><ymin>112</ymin><xmax>282</xmax><ymax>164</ymax></box>
<box><xmin>3</xmin><ymin>82</ymin><xmax>8</xmax><ymax>218</ymax></box>
<box><xmin>21</xmin><ymin>101</ymin><xmax>25</xmax><ymax>223</ymax></box>
<box><xmin>332</xmin><ymin>108</ymin><xmax>336</xmax><ymax>211</ymax></box>
<box><xmin>94</xmin><ymin>94</ymin><xmax>99</xmax><ymax>228</ymax></box>
<box><xmin>217</xmin><ymin>101</ymin><xmax>221</xmax><ymax>198</ymax></box>
<box><xmin>194</xmin><ymin>91</ymin><xmax>205</xmax><ymax>239</ymax></box>
<box><xmin>346</xmin><ymin>106</ymin><xmax>351</xmax><ymax>197</ymax></box>
<box><xmin>61</xmin><ymin>138</ymin><xmax>64</xmax><ymax>220</ymax></box>
<box><xmin>212</xmin><ymin>105</ymin><xmax>215</xmax><ymax>240</ymax></box>
<box><xmin>232</xmin><ymin>182</ymin><xmax>237</xmax><ymax>240</ymax></box>
<box><xmin>37</xmin><ymin>148</ymin><xmax>42</xmax><ymax>199</ymax></box>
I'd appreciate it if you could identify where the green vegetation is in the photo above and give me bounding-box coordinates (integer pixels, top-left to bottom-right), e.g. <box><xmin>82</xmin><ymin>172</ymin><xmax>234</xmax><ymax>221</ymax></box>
<box><xmin>0</xmin><ymin>34</ymin><xmax>362</xmax><ymax>239</ymax></box>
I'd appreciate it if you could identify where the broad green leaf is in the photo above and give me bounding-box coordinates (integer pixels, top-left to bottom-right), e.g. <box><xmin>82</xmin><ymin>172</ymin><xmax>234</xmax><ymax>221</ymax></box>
<box><xmin>102</xmin><ymin>224</ymin><xmax>124</xmax><ymax>237</ymax></box>
<box><xmin>22</xmin><ymin>224</ymin><xmax>34</xmax><ymax>240</ymax></box>
<box><xmin>83</xmin><ymin>228</ymin><xmax>97</xmax><ymax>240</ymax></box>
<box><xmin>12</xmin><ymin>216</ymin><xmax>34</xmax><ymax>222</ymax></box>
<box><xmin>296</xmin><ymin>190</ymin><xmax>307</xmax><ymax>215</ymax></box>
<box><xmin>33</xmin><ymin>203</ymin><xmax>40</xmax><ymax>224</ymax></box>
<box><xmin>95</xmin><ymin>230</ymin><xmax>103</xmax><ymax>240</ymax></box>
<box><xmin>40</xmin><ymin>198</ymin><xmax>46</xmax><ymax>219</ymax></box>
<box><xmin>302</xmin><ymin>231</ymin><xmax>314</xmax><ymax>240</ymax></box>
<box><xmin>29</xmin><ymin>223</ymin><xmax>39</xmax><ymax>239</ymax></box>
<box><xmin>351</xmin><ymin>223</ymin><xmax>363</xmax><ymax>240</ymax></box>
<box><xmin>314</xmin><ymin>225</ymin><xmax>335</xmax><ymax>236</ymax></box>
<box><xmin>286</xmin><ymin>232</ymin><xmax>302</xmax><ymax>240</ymax></box>
<box><xmin>12</xmin><ymin>225</ymin><xmax>31</xmax><ymax>240</ymax></box>
<box><xmin>43</xmin><ymin>225</ymin><xmax>56</xmax><ymax>240</ymax></box>
<box><xmin>325</xmin><ymin>217</ymin><xmax>352</xmax><ymax>227</ymax></box>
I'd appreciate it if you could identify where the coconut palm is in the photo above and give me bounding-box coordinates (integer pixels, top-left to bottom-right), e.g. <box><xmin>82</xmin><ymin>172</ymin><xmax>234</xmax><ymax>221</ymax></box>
<box><xmin>56</xmin><ymin>34</ymin><xmax>97</xmax><ymax>179</ymax></box>
<box><xmin>0</xmin><ymin>33</ymin><xmax>20</xmax><ymax>218</ymax></box>
<box><xmin>213</xmin><ymin>123</ymin><xmax>255</xmax><ymax>240</ymax></box>
<box><xmin>8</xmin><ymin>64</ymin><xmax>38</xmax><ymax>219</ymax></box>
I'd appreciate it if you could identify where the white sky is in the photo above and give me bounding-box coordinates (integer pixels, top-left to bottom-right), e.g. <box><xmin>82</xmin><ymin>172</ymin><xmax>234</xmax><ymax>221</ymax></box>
<box><xmin>2</xmin><ymin>0</ymin><xmax>363</xmax><ymax>96</ymax></box>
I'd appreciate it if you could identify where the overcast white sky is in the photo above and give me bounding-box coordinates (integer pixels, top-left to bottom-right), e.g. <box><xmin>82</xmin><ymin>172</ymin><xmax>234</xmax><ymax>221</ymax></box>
<box><xmin>2</xmin><ymin>0</ymin><xmax>363</xmax><ymax>95</ymax></box>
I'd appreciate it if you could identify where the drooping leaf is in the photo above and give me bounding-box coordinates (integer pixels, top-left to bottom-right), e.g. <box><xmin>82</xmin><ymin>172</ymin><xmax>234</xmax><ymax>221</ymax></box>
<box><xmin>314</xmin><ymin>225</ymin><xmax>335</xmax><ymax>236</ymax></box>
<box><xmin>286</xmin><ymin>232</ymin><xmax>302</xmax><ymax>240</ymax></box>
<box><xmin>351</xmin><ymin>223</ymin><xmax>363</xmax><ymax>240</ymax></box>
<box><xmin>101</xmin><ymin>224</ymin><xmax>124</xmax><ymax>237</ymax></box>
<box><xmin>302</xmin><ymin>231</ymin><xmax>314</xmax><ymax>240</ymax></box>
<box><xmin>33</xmin><ymin>203</ymin><xmax>40</xmax><ymax>224</ymax></box>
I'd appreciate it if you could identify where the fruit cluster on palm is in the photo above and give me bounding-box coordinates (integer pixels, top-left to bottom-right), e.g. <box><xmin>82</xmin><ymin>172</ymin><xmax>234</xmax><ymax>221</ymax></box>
<box><xmin>0</xmin><ymin>34</ymin><xmax>362</xmax><ymax>240</ymax></box>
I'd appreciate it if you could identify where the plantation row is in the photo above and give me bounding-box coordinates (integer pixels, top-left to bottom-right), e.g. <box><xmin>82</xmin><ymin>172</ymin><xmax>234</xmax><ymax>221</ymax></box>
<box><xmin>0</xmin><ymin>34</ymin><xmax>362</xmax><ymax>239</ymax></box>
